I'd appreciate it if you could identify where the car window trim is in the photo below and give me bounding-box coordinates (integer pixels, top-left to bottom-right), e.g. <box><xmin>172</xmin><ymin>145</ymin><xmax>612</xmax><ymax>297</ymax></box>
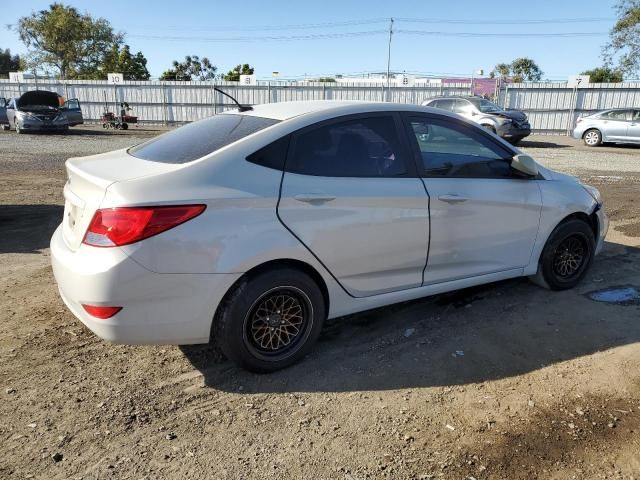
<box><xmin>399</xmin><ymin>112</ymin><xmax>524</xmax><ymax>180</ymax></box>
<box><xmin>285</xmin><ymin>111</ymin><xmax>418</xmax><ymax>178</ymax></box>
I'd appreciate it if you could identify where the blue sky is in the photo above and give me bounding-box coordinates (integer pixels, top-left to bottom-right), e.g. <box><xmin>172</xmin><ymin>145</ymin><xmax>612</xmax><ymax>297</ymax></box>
<box><xmin>1</xmin><ymin>0</ymin><xmax>618</xmax><ymax>80</ymax></box>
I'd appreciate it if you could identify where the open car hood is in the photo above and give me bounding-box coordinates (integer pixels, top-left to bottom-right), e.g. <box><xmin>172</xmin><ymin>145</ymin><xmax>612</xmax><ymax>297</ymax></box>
<box><xmin>17</xmin><ymin>90</ymin><xmax>60</xmax><ymax>109</ymax></box>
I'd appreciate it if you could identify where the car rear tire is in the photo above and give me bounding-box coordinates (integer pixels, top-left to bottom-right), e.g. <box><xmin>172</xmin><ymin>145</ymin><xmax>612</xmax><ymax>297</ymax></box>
<box><xmin>212</xmin><ymin>268</ymin><xmax>326</xmax><ymax>373</ymax></box>
<box><xmin>583</xmin><ymin>129</ymin><xmax>602</xmax><ymax>147</ymax></box>
<box><xmin>531</xmin><ymin>219</ymin><xmax>595</xmax><ymax>291</ymax></box>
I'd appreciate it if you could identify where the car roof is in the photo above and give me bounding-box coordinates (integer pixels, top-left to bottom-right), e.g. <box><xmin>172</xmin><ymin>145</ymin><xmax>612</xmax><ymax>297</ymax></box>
<box><xmin>226</xmin><ymin>100</ymin><xmax>450</xmax><ymax>121</ymax></box>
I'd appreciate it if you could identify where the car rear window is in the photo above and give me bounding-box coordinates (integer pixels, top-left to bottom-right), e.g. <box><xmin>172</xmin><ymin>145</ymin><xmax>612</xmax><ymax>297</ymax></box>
<box><xmin>128</xmin><ymin>114</ymin><xmax>280</xmax><ymax>164</ymax></box>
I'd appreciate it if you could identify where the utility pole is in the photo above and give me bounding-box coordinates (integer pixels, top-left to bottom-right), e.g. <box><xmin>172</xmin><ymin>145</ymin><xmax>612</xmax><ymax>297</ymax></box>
<box><xmin>386</xmin><ymin>17</ymin><xmax>394</xmax><ymax>102</ymax></box>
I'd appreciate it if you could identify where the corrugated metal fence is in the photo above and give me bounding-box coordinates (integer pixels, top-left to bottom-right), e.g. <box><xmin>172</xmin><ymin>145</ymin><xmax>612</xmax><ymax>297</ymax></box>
<box><xmin>0</xmin><ymin>79</ymin><xmax>470</xmax><ymax>125</ymax></box>
<box><xmin>498</xmin><ymin>82</ymin><xmax>640</xmax><ymax>134</ymax></box>
<box><xmin>3</xmin><ymin>79</ymin><xmax>640</xmax><ymax>134</ymax></box>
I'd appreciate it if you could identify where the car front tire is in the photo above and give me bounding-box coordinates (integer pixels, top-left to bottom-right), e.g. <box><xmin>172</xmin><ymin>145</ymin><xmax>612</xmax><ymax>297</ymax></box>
<box><xmin>583</xmin><ymin>129</ymin><xmax>602</xmax><ymax>147</ymax></box>
<box><xmin>213</xmin><ymin>268</ymin><xmax>326</xmax><ymax>373</ymax></box>
<box><xmin>532</xmin><ymin>219</ymin><xmax>595</xmax><ymax>291</ymax></box>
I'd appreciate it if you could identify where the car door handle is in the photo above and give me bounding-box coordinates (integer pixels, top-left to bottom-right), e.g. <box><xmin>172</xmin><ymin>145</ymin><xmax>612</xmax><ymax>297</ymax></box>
<box><xmin>293</xmin><ymin>193</ymin><xmax>336</xmax><ymax>204</ymax></box>
<box><xmin>438</xmin><ymin>194</ymin><xmax>468</xmax><ymax>204</ymax></box>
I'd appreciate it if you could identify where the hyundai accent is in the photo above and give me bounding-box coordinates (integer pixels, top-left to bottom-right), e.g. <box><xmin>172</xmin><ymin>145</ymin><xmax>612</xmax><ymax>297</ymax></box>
<box><xmin>51</xmin><ymin>101</ymin><xmax>608</xmax><ymax>372</ymax></box>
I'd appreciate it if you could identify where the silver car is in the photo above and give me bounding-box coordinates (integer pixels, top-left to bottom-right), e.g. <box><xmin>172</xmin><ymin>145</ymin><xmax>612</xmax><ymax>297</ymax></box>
<box><xmin>573</xmin><ymin>108</ymin><xmax>640</xmax><ymax>147</ymax></box>
<box><xmin>422</xmin><ymin>96</ymin><xmax>531</xmax><ymax>144</ymax></box>
<box><xmin>1</xmin><ymin>90</ymin><xmax>83</xmax><ymax>134</ymax></box>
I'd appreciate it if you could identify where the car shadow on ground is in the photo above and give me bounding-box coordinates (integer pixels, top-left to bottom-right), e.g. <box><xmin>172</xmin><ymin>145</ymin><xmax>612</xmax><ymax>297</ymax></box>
<box><xmin>181</xmin><ymin>241</ymin><xmax>640</xmax><ymax>393</ymax></box>
<box><xmin>517</xmin><ymin>139</ymin><xmax>572</xmax><ymax>149</ymax></box>
<box><xmin>0</xmin><ymin>204</ymin><xmax>63</xmax><ymax>253</ymax></box>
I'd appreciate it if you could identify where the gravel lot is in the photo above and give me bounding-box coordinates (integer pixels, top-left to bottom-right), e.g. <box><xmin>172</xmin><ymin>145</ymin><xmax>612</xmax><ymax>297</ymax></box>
<box><xmin>1</xmin><ymin>127</ymin><xmax>640</xmax><ymax>480</ymax></box>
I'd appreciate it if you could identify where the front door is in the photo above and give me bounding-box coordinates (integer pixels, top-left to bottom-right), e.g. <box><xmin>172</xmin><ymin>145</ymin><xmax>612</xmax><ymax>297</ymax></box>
<box><xmin>404</xmin><ymin>114</ymin><xmax>542</xmax><ymax>285</ymax></box>
<box><xmin>277</xmin><ymin>113</ymin><xmax>430</xmax><ymax>297</ymax></box>
<box><xmin>63</xmin><ymin>99</ymin><xmax>84</xmax><ymax>126</ymax></box>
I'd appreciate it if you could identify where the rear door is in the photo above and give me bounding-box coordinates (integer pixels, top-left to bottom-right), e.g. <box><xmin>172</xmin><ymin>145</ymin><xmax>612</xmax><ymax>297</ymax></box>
<box><xmin>63</xmin><ymin>99</ymin><xmax>84</xmax><ymax>126</ymax></box>
<box><xmin>626</xmin><ymin>110</ymin><xmax>640</xmax><ymax>143</ymax></box>
<box><xmin>403</xmin><ymin>114</ymin><xmax>542</xmax><ymax>285</ymax></box>
<box><xmin>599</xmin><ymin>110</ymin><xmax>631</xmax><ymax>141</ymax></box>
<box><xmin>277</xmin><ymin>113</ymin><xmax>430</xmax><ymax>297</ymax></box>
<box><xmin>0</xmin><ymin>97</ymin><xmax>7</xmax><ymax>124</ymax></box>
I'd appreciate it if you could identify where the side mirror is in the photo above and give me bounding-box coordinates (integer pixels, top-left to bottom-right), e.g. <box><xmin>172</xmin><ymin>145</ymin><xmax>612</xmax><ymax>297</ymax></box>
<box><xmin>511</xmin><ymin>154</ymin><xmax>539</xmax><ymax>176</ymax></box>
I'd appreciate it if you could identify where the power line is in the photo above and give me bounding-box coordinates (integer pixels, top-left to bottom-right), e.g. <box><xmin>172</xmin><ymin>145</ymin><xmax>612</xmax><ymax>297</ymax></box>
<box><xmin>396</xmin><ymin>16</ymin><xmax>613</xmax><ymax>25</ymax></box>
<box><xmin>128</xmin><ymin>29</ymin><xmax>607</xmax><ymax>43</ymax></box>
<box><xmin>397</xmin><ymin>30</ymin><xmax>607</xmax><ymax>38</ymax></box>
<box><xmin>129</xmin><ymin>30</ymin><xmax>388</xmax><ymax>42</ymax></box>
<box><xmin>125</xmin><ymin>16</ymin><xmax>614</xmax><ymax>33</ymax></box>
<box><xmin>128</xmin><ymin>18</ymin><xmax>389</xmax><ymax>32</ymax></box>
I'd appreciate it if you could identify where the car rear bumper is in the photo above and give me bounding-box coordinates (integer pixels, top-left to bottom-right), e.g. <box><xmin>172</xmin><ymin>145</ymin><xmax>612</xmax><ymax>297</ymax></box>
<box><xmin>50</xmin><ymin>225</ymin><xmax>241</xmax><ymax>345</ymax></box>
<box><xmin>572</xmin><ymin>127</ymin><xmax>587</xmax><ymax>140</ymax></box>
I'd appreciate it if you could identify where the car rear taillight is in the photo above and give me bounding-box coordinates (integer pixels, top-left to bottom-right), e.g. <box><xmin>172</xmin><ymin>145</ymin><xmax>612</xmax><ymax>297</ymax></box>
<box><xmin>576</xmin><ymin>118</ymin><xmax>583</xmax><ymax>124</ymax></box>
<box><xmin>82</xmin><ymin>305</ymin><xmax>122</xmax><ymax>319</ymax></box>
<box><xmin>82</xmin><ymin>205</ymin><xmax>206</xmax><ymax>247</ymax></box>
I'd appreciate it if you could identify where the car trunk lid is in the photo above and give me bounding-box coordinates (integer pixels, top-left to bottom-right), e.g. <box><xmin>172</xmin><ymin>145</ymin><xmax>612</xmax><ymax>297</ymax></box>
<box><xmin>62</xmin><ymin>149</ymin><xmax>185</xmax><ymax>250</ymax></box>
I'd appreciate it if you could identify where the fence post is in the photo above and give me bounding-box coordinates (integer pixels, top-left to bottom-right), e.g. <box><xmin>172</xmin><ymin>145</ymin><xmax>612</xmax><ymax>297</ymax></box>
<box><xmin>161</xmin><ymin>83</ymin><xmax>168</xmax><ymax>126</ymax></box>
<box><xmin>567</xmin><ymin>85</ymin><xmax>579</xmax><ymax>135</ymax></box>
<box><xmin>212</xmin><ymin>82</ymin><xmax>217</xmax><ymax>115</ymax></box>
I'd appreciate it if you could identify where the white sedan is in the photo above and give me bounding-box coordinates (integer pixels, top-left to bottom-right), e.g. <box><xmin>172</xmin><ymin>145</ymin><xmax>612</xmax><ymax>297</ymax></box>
<box><xmin>51</xmin><ymin>101</ymin><xmax>608</xmax><ymax>372</ymax></box>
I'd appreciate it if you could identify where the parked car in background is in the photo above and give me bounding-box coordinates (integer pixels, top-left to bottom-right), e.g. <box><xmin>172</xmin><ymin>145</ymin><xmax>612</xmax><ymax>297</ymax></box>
<box><xmin>51</xmin><ymin>101</ymin><xmax>606</xmax><ymax>373</ymax></box>
<box><xmin>422</xmin><ymin>96</ymin><xmax>531</xmax><ymax>144</ymax></box>
<box><xmin>0</xmin><ymin>90</ymin><xmax>83</xmax><ymax>134</ymax></box>
<box><xmin>573</xmin><ymin>108</ymin><xmax>640</xmax><ymax>147</ymax></box>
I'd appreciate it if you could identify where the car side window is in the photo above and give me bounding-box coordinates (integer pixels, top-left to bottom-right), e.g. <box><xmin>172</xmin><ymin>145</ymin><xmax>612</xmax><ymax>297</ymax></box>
<box><xmin>451</xmin><ymin>100</ymin><xmax>471</xmax><ymax>114</ymax></box>
<box><xmin>634</xmin><ymin>110</ymin><xmax>640</xmax><ymax>122</ymax></box>
<box><xmin>288</xmin><ymin>116</ymin><xmax>407</xmax><ymax>177</ymax></box>
<box><xmin>408</xmin><ymin>116</ymin><xmax>516</xmax><ymax>179</ymax></box>
<box><xmin>600</xmin><ymin>110</ymin><xmax>632</xmax><ymax>121</ymax></box>
<box><xmin>436</xmin><ymin>99</ymin><xmax>455</xmax><ymax>112</ymax></box>
<box><xmin>65</xmin><ymin>99</ymin><xmax>80</xmax><ymax>110</ymax></box>
<box><xmin>247</xmin><ymin>135</ymin><xmax>290</xmax><ymax>170</ymax></box>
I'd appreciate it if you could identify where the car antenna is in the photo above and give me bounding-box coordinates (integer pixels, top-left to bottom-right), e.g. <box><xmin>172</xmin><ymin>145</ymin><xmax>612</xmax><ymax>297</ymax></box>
<box><xmin>213</xmin><ymin>87</ymin><xmax>253</xmax><ymax>112</ymax></box>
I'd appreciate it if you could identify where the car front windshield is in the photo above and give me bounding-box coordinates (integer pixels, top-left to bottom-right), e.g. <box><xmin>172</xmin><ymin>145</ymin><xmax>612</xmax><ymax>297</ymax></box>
<box><xmin>477</xmin><ymin>99</ymin><xmax>502</xmax><ymax>113</ymax></box>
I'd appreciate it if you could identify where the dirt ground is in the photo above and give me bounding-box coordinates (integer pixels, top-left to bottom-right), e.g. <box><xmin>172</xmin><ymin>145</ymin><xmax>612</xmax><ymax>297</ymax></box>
<box><xmin>1</xmin><ymin>127</ymin><xmax>639</xmax><ymax>480</ymax></box>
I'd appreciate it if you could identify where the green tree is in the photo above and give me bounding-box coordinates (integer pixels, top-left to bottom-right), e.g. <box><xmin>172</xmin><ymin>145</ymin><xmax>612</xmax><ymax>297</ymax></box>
<box><xmin>604</xmin><ymin>0</ymin><xmax>640</xmax><ymax>76</ymax></box>
<box><xmin>16</xmin><ymin>3</ymin><xmax>123</xmax><ymax>79</ymax></box>
<box><xmin>316</xmin><ymin>77</ymin><xmax>336</xmax><ymax>82</ymax></box>
<box><xmin>0</xmin><ymin>48</ymin><xmax>22</xmax><ymax>78</ymax></box>
<box><xmin>223</xmin><ymin>64</ymin><xmax>255</xmax><ymax>82</ymax></box>
<box><xmin>581</xmin><ymin>66</ymin><xmax>624</xmax><ymax>83</ymax></box>
<box><xmin>490</xmin><ymin>63</ymin><xmax>511</xmax><ymax>79</ymax></box>
<box><xmin>160</xmin><ymin>55</ymin><xmax>217</xmax><ymax>81</ymax></box>
<box><xmin>98</xmin><ymin>44</ymin><xmax>150</xmax><ymax>80</ymax></box>
<box><xmin>510</xmin><ymin>57</ymin><xmax>543</xmax><ymax>82</ymax></box>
